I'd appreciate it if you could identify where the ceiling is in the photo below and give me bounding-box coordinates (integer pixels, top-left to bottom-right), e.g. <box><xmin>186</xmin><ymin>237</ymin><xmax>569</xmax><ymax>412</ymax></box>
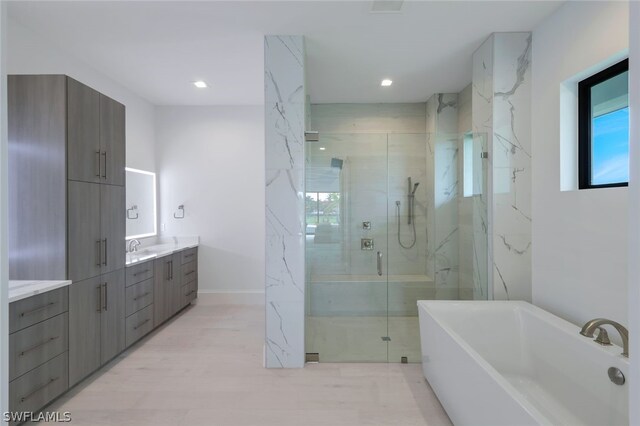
<box><xmin>7</xmin><ymin>1</ymin><xmax>564</xmax><ymax>106</ymax></box>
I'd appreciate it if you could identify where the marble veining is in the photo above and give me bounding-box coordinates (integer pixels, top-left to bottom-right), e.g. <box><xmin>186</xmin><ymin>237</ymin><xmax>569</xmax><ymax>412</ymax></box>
<box><xmin>265</xmin><ymin>35</ymin><xmax>306</xmax><ymax>368</ymax></box>
<box><xmin>472</xmin><ymin>33</ymin><xmax>532</xmax><ymax>302</ymax></box>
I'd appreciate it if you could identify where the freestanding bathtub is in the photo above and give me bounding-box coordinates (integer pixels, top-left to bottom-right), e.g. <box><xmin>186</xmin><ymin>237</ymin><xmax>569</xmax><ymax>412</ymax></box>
<box><xmin>418</xmin><ymin>301</ymin><xmax>628</xmax><ymax>426</ymax></box>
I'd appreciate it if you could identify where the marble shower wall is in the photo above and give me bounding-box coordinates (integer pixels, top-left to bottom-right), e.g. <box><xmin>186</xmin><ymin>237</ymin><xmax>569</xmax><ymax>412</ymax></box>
<box><xmin>265</xmin><ymin>35</ymin><xmax>306</xmax><ymax>368</ymax></box>
<box><xmin>426</xmin><ymin>94</ymin><xmax>460</xmax><ymax>299</ymax></box>
<box><xmin>472</xmin><ymin>32</ymin><xmax>532</xmax><ymax>301</ymax></box>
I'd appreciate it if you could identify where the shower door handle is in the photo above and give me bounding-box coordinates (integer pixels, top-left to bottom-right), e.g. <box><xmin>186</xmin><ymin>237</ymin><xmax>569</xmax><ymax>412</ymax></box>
<box><xmin>377</xmin><ymin>251</ymin><xmax>383</xmax><ymax>276</ymax></box>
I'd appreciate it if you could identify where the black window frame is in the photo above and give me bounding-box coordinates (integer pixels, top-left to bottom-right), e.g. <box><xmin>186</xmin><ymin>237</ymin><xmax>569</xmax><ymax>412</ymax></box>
<box><xmin>578</xmin><ymin>58</ymin><xmax>629</xmax><ymax>189</ymax></box>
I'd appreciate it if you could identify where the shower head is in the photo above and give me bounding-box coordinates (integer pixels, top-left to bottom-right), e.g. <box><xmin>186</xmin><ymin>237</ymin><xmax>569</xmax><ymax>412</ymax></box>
<box><xmin>412</xmin><ymin>182</ymin><xmax>420</xmax><ymax>195</ymax></box>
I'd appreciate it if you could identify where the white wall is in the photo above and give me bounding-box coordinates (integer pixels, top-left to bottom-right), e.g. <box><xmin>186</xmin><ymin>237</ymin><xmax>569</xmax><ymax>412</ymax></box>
<box><xmin>155</xmin><ymin>106</ymin><xmax>264</xmax><ymax>293</ymax></box>
<box><xmin>628</xmin><ymin>2</ymin><xmax>639</xmax><ymax>424</ymax></box>
<box><xmin>6</xmin><ymin>19</ymin><xmax>156</xmax><ymax>172</ymax></box>
<box><xmin>532</xmin><ymin>2</ymin><xmax>629</xmax><ymax>328</ymax></box>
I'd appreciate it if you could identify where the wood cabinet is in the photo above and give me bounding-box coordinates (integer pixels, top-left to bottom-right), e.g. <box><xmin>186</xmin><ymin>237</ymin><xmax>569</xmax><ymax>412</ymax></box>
<box><xmin>68</xmin><ymin>269</ymin><xmax>125</xmax><ymax>386</ymax></box>
<box><xmin>8</xmin><ymin>288</ymin><xmax>70</xmax><ymax>418</ymax></box>
<box><xmin>100</xmin><ymin>185</ymin><xmax>126</xmax><ymax>274</ymax></box>
<box><xmin>100</xmin><ymin>269</ymin><xmax>126</xmax><ymax>364</ymax></box>
<box><xmin>153</xmin><ymin>255</ymin><xmax>172</xmax><ymax>327</ymax></box>
<box><xmin>99</xmin><ymin>95</ymin><xmax>126</xmax><ymax>186</ymax></box>
<box><xmin>67</xmin><ymin>78</ymin><xmax>101</xmax><ymax>184</ymax></box>
<box><xmin>68</xmin><ymin>276</ymin><xmax>101</xmax><ymax>386</ymax></box>
<box><xmin>125</xmin><ymin>260</ymin><xmax>154</xmax><ymax>348</ymax></box>
<box><xmin>67</xmin><ymin>78</ymin><xmax>125</xmax><ymax>186</ymax></box>
<box><xmin>9</xmin><ymin>75</ymin><xmax>126</xmax><ymax>282</ymax></box>
<box><xmin>67</xmin><ymin>182</ymin><xmax>124</xmax><ymax>282</ymax></box>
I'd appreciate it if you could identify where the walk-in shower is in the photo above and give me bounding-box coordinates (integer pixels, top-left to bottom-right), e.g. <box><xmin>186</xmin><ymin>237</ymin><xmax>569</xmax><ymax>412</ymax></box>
<box><xmin>396</xmin><ymin>177</ymin><xmax>420</xmax><ymax>249</ymax></box>
<box><xmin>304</xmin><ymin>130</ymin><xmax>488</xmax><ymax>363</ymax></box>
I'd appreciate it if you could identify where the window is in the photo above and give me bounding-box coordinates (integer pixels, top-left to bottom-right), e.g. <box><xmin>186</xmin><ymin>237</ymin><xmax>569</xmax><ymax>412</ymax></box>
<box><xmin>305</xmin><ymin>192</ymin><xmax>340</xmax><ymax>235</ymax></box>
<box><xmin>578</xmin><ymin>59</ymin><xmax>629</xmax><ymax>189</ymax></box>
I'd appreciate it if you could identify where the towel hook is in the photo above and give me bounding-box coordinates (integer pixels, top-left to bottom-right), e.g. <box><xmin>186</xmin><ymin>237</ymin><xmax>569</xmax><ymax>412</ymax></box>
<box><xmin>126</xmin><ymin>205</ymin><xmax>139</xmax><ymax>220</ymax></box>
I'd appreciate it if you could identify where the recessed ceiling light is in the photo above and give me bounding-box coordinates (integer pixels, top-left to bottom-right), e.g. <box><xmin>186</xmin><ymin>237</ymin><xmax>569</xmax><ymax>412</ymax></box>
<box><xmin>319</xmin><ymin>147</ymin><xmax>326</xmax><ymax>151</ymax></box>
<box><xmin>193</xmin><ymin>81</ymin><xmax>208</xmax><ymax>88</ymax></box>
<box><xmin>381</xmin><ymin>79</ymin><xmax>393</xmax><ymax>87</ymax></box>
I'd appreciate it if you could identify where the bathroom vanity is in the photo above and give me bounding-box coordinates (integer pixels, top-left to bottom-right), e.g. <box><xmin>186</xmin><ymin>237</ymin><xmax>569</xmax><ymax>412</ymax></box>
<box><xmin>7</xmin><ymin>74</ymin><xmax>199</xmax><ymax>422</ymax></box>
<box><xmin>7</xmin><ymin>245</ymin><xmax>198</xmax><ymax>421</ymax></box>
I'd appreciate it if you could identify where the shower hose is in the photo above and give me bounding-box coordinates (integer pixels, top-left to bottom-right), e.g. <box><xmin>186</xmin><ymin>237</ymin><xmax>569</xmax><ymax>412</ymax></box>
<box><xmin>396</xmin><ymin>200</ymin><xmax>417</xmax><ymax>249</ymax></box>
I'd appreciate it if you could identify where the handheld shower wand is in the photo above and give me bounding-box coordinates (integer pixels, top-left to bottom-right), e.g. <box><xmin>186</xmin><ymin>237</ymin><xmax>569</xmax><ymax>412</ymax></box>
<box><xmin>397</xmin><ymin>177</ymin><xmax>420</xmax><ymax>249</ymax></box>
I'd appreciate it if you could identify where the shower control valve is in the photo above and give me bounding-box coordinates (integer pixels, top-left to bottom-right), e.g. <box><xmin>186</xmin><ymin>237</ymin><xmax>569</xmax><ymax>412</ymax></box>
<box><xmin>362</xmin><ymin>221</ymin><xmax>371</xmax><ymax>230</ymax></box>
<box><xmin>361</xmin><ymin>238</ymin><xmax>374</xmax><ymax>250</ymax></box>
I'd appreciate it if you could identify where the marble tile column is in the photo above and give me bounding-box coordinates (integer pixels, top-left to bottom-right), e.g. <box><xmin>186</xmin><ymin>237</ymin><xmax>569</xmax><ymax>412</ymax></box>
<box><xmin>472</xmin><ymin>33</ymin><xmax>532</xmax><ymax>301</ymax></box>
<box><xmin>264</xmin><ymin>35</ymin><xmax>306</xmax><ymax>368</ymax></box>
<box><xmin>426</xmin><ymin>94</ymin><xmax>459</xmax><ymax>299</ymax></box>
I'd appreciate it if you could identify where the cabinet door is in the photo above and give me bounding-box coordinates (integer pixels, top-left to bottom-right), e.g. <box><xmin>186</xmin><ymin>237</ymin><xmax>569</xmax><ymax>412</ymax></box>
<box><xmin>68</xmin><ymin>181</ymin><xmax>101</xmax><ymax>282</ymax></box>
<box><xmin>171</xmin><ymin>253</ymin><xmax>183</xmax><ymax>315</ymax></box>
<box><xmin>101</xmin><ymin>269</ymin><xmax>125</xmax><ymax>364</ymax></box>
<box><xmin>99</xmin><ymin>95</ymin><xmax>125</xmax><ymax>186</ymax></box>
<box><xmin>100</xmin><ymin>185</ymin><xmax>125</xmax><ymax>274</ymax></box>
<box><xmin>67</xmin><ymin>78</ymin><xmax>101</xmax><ymax>184</ymax></box>
<box><xmin>69</xmin><ymin>276</ymin><xmax>102</xmax><ymax>386</ymax></box>
<box><xmin>153</xmin><ymin>257</ymin><xmax>171</xmax><ymax>327</ymax></box>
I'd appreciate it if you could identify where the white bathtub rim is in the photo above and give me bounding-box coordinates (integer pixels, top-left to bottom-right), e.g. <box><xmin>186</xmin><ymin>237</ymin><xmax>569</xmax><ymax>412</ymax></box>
<box><xmin>418</xmin><ymin>300</ymin><xmax>629</xmax><ymax>362</ymax></box>
<box><xmin>417</xmin><ymin>300</ymin><xmax>629</xmax><ymax>425</ymax></box>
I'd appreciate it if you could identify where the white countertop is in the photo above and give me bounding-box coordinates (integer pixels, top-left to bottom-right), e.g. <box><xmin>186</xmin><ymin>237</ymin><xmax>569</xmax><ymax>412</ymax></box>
<box><xmin>126</xmin><ymin>241</ymin><xmax>199</xmax><ymax>267</ymax></box>
<box><xmin>9</xmin><ymin>280</ymin><xmax>72</xmax><ymax>303</ymax></box>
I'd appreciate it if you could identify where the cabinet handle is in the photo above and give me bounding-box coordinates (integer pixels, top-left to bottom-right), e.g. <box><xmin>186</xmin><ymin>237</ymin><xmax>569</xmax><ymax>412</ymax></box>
<box><xmin>184</xmin><ymin>253</ymin><xmax>194</xmax><ymax>259</ymax></box>
<box><xmin>169</xmin><ymin>261</ymin><xmax>173</xmax><ymax>281</ymax></box>
<box><xmin>103</xmin><ymin>283</ymin><xmax>108</xmax><ymax>311</ymax></box>
<box><xmin>102</xmin><ymin>239</ymin><xmax>108</xmax><ymax>266</ymax></box>
<box><xmin>133</xmin><ymin>269</ymin><xmax>150</xmax><ymax>277</ymax></box>
<box><xmin>20</xmin><ymin>377</ymin><xmax>60</xmax><ymax>403</ymax></box>
<box><xmin>185</xmin><ymin>271</ymin><xmax>195</xmax><ymax>276</ymax></box>
<box><xmin>96</xmin><ymin>240</ymin><xmax>102</xmax><ymax>267</ymax></box>
<box><xmin>97</xmin><ymin>285</ymin><xmax>102</xmax><ymax>312</ymax></box>
<box><xmin>19</xmin><ymin>336</ymin><xmax>60</xmax><ymax>357</ymax></box>
<box><xmin>95</xmin><ymin>150</ymin><xmax>101</xmax><ymax>177</ymax></box>
<box><xmin>185</xmin><ymin>290</ymin><xmax>196</xmax><ymax>297</ymax></box>
<box><xmin>133</xmin><ymin>318</ymin><xmax>150</xmax><ymax>330</ymax></box>
<box><xmin>101</xmin><ymin>151</ymin><xmax>107</xmax><ymax>179</ymax></box>
<box><xmin>133</xmin><ymin>291</ymin><xmax>150</xmax><ymax>301</ymax></box>
<box><xmin>19</xmin><ymin>302</ymin><xmax>56</xmax><ymax>318</ymax></box>
<box><xmin>377</xmin><ymin>251</ymin><xmax>383</xmax><ymax>277</ymax></box>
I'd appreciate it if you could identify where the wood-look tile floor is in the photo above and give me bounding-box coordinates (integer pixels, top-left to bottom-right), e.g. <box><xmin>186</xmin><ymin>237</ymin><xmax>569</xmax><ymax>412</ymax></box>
<box><xmin>45</xmin><ymin>302</ymin><xmax>452</xmax><ymax>425</ymax></box>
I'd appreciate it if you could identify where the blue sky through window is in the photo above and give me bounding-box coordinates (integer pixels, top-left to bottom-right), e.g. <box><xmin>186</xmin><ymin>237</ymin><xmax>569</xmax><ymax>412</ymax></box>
<box><xmin>591</xmin><ymin>107</ymin><xmax>629</xmax><ymax>186</ymax></box>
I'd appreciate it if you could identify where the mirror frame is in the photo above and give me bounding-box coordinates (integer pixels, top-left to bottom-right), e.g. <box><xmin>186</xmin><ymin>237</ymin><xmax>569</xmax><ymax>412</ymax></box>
<box><xmin>125</xmin><ymin>167</ymin><xmax>157</xmax><ymax>240</ymax></box>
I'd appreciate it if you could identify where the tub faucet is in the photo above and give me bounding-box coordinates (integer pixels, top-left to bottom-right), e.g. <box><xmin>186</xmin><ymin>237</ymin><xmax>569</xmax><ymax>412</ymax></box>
<box><xmin>128</xmin><ymin>239</ymin><xmax>141</xmax><ymax>253</ymax></box>
<box><xmin>580</xmin><ymin>318</ymin><xmax>629</xmax><ymax>357</ymax></box>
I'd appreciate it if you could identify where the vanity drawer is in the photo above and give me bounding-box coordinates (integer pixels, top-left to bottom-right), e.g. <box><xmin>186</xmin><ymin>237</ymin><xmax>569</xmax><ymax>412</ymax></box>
<box><xmin>9</xmin><ymin>352</ymin><xmax>68</xmax><ymax>416</ymax></box>
<box><xmin>181</xmin><ymin>248</ymin><xmax>197</xmax><ymax>264</ymax></box>
<box><xmin>126</xmin><ymin>260</ymin><xmax>154</xmax><ymax>286</ymax></box>
<box><xmin>9</xmin><ymin>287</ymin><xmax>68</xmax><ymax>334</ymax></box>
<box><xmin>125</xmin><ymin>278</ymin><xmax>154</xmax><ymax>316</ymax></box>
<box><xmin>181</xmin><ymin>260</ymin><xmax>197</xmax><ymax>284</ymax></box>
<box><xmin>9</xmin><ymin>313</ymin><xmax>68</xmax><ymax>381</ymax></box>
<box><xmin>126</xmin><ymin>305</ymin><xmax>154</xmax><ymax>347</ymax></box>
<box><xmin>181</xmin><ymin>281</ymin><xmax>197</xmax><ymax>307</ymax></box>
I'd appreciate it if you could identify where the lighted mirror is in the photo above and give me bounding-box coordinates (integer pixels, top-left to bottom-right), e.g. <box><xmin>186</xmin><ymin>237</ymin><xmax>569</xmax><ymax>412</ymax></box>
<box><xmin>126</xmin><ymin>167</ymin><xmax>157</xmax><ymax>239</ymax></box>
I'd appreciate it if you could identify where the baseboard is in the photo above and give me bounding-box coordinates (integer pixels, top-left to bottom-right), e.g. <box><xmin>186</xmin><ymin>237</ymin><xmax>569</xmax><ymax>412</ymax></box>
<box><xmin>196</xmin><ymin>290</ymin><xmax>265</xmax><ymax>305</ymax></box>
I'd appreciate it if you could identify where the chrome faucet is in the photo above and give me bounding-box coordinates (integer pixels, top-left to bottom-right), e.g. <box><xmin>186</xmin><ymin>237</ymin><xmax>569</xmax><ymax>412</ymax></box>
<box><xmin>580</xmin><ymin>318</ymin><xmax>629</xmax><ymax>357</ymax></box>
<box><xmin>127</xmin><ymin>239</ymin><xmax>141</xmax><ymax>253</ymax></box>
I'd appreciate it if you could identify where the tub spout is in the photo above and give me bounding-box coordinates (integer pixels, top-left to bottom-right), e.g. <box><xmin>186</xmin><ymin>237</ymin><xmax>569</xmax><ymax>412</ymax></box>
<box><xmin>580</xmin><ymin>318</ymin><xmax>628</xmax><ymax>357</ymax></box>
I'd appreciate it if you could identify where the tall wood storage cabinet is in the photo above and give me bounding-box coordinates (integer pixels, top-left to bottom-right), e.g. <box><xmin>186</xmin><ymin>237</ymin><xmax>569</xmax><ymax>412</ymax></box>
<box><xmin>8</xmin><ymin>75</ymin><xmax>126</xmax><ymax>387</ymax></box>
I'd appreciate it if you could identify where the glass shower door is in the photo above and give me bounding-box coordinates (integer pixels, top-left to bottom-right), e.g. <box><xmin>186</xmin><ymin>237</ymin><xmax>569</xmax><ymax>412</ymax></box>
<box><xmin>305</xmin><ymin>133</ymin><xmax>389</xmax><ymax>362</ymax></box>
